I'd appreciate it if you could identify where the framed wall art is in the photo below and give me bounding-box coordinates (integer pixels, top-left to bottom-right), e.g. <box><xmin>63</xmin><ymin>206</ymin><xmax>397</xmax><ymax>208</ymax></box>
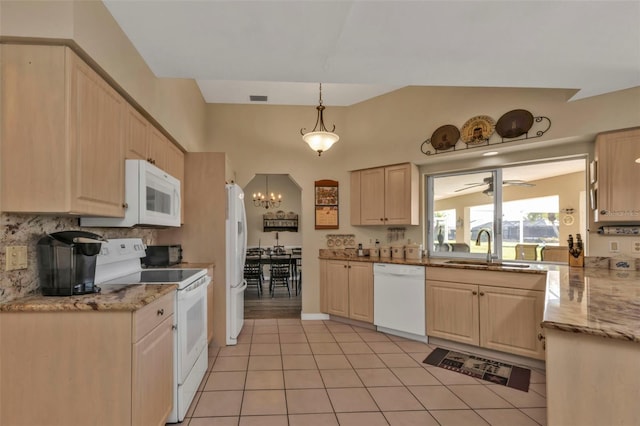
<box><xmin>315</xmin><ymin>179</ymin><xmax>339</xmax><ymax>229</ymax></box>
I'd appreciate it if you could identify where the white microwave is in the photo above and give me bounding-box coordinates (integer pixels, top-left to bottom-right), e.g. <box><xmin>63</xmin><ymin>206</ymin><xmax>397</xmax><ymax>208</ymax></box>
<box><xmin>81</xmin><ymin>159</ymin><xmax>181</xmax><ymax>227</ymax></box>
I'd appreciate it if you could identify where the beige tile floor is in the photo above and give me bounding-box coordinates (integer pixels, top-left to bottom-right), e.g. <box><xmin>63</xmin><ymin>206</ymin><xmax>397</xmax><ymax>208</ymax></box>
<box><xmin>180</xmin><ymin>319</ymin><xmax>547</xmax><ymax>426</ymax></box>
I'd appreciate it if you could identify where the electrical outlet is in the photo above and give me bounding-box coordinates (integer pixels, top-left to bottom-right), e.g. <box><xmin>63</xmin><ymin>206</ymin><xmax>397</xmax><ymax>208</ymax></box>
<box><xmin>633</xmin><ymin>240</ymin><xmax>640</xmax><ymax>253</ymax></box>
<box><xmin>5</xmin><ymin>246</ymin><xmax>28</xmax><ymax>271</ymax></box>
<box><xmin>609</xmin><ymin>241</ymin><xmax>620</xmax><ymax>253</ymax></box>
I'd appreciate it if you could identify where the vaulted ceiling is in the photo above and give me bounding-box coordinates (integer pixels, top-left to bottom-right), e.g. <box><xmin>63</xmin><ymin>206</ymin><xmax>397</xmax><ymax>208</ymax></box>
<box><xmin>103</xmin><ymin>1</ymin><xmax>640</xmax><ymax>106</ymax></box>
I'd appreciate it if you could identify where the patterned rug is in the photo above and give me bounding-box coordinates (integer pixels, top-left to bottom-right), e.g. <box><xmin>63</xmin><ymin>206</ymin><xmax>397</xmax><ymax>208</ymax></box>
<box><xmin>423</xmin><ymin>347</ymin><xmax>531</xmax><ymax>392</ymax></box>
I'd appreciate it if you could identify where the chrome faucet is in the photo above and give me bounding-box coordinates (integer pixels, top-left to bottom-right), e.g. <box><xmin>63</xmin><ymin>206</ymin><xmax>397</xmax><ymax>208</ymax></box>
<box><xmin>475</xmin><ymin>229</ymin><xmax>492</xmax><ymax>263</ymax></box>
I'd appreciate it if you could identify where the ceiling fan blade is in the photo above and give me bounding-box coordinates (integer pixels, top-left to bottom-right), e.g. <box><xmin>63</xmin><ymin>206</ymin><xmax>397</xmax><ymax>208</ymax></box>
<box><xmin>504</xmin><ymin>180</ymin><xmax>535</xmax><ymax>187</ymax></box>
<box><xmin>454</xmin><ymin>182</ymin><xmax>485</xmax><ymax>192</ymax></box>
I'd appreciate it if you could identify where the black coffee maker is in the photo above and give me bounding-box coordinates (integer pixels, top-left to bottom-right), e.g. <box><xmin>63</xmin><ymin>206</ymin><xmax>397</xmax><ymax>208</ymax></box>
<box><xmin>37</xmin><ymin>231</ymin><xmax>107</xmax><ymax>296</ymax></box>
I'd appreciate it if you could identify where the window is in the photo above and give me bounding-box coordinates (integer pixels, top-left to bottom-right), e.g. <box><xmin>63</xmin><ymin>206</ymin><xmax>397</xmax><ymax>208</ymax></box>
<box><xmin>426</xmin><ymin>157</ymin><xmax>587</xmax><ymax>262</ymax></box>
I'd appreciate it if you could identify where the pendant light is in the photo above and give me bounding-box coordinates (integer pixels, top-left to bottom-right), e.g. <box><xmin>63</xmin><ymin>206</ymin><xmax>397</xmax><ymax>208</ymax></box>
<box><xmin>300</xmin><ymin>83</ymin><xmax>339</xmax><ymax>156</ymax></box>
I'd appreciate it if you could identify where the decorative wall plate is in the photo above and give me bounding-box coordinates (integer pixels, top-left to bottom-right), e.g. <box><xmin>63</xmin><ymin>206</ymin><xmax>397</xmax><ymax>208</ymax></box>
<box><xmin>430</xmin><ymin>125</ymin><xmax>460</xmax><ymax>150</ymax></box>
<box><xmin>495</xmin><ymin>109</ymin><xmax>534</xmax><ymax>139</ymax></box>
<box><xmin>562</xmin><ymin>215</ymin><xmax>575</xmax><ymax>226</ymax></box>
<box><xmin>460</xmin><ymin>115</ymin><xmax>496</xmax><ymax>145</ymax></box>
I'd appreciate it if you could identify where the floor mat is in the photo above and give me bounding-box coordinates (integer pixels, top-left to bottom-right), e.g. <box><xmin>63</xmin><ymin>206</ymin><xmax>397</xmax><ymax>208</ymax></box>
<box><xmin>423</xmin><ymin>347</ymin><xmax>531</xmax><ymax>392</ymax></box>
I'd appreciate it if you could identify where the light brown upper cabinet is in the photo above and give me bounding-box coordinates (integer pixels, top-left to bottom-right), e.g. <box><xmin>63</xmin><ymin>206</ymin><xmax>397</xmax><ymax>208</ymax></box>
<box><xmin>125</xmin><ymin>106</ymin><xmax>184</xmax><ymax>185</ymax></box>
<box><xmin>593</xmin><ymin>127</ymin><xmax>640</xmax><ymax>223</ymax></box>
<box><xmin>149</xmin><ymin>128</ymin><xmax>185</xmax><ymax>183</ymax></box>
<box><xmin>351</xmin><ymin>163</ymin><xmax>419</xmax><ymax>225</ymax></box>
<box><xmin>124</xmin><ymin>104</ymin><xmax>151</xmax><ymax>162</ymax></box>
<box><xmin>126</xmin><ymin>109</ymin><xmax>185</xmax><ymax>220</ymax></box>
<box><xmin>1</xmin><ymin>44</ymin><xmax>125</xmax><ymax>217</ymax></box>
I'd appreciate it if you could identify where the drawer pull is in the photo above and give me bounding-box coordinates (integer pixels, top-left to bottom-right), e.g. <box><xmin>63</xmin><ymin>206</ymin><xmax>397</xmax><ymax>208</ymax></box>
<box><xmin>157</xmin><ymin>308</ymin><xmax>164</xmax><ymax>316</ymax></box>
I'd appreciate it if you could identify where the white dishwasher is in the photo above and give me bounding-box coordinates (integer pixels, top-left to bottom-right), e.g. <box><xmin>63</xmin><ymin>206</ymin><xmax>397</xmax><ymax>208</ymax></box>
<box><xmin>373</xmin><ymin>263</ymin><xmax>426</xmax><ymax>341</ymax></box>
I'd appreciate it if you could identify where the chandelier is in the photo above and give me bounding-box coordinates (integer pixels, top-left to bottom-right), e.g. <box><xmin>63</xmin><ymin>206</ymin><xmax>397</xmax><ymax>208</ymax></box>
<box><xmin>300</xmin><ymin>83</ymin><xmax>339</xmax><ymax>156</ymax></box>
<box><xmin>252</xmin><ymin>175</ymin><xmax>282</xmax><ymax>209</ymax></box>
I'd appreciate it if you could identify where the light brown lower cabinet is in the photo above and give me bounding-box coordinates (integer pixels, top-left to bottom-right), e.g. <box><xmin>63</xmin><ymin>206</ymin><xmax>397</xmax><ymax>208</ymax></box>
<box><xmin>320</xmin><ymin>259</ymin><xmax>373</xmax><ymax>323</ymax></box>
<box><xmin>426</xmin><ymin>267</ymin><xmax>546</xmax><ymax>360</ymax></box>
<box><xmin>0</xmin><ymin>292</ymin><xmax>175</xmax><ymax>426</ymax></box>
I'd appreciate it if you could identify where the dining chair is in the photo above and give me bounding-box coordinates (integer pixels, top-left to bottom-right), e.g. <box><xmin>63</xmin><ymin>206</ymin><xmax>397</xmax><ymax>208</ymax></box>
<box><xmin>541</xmin><ymin>246</ymin><xmax>568</xmax><ymax>263</ymax></box>
<box><xmin>269</xmin><ymin>254</ymin><xmax>292</xmax><ymax>297</ymax></box>
<box><xmin>515</xmin><ymin>243</ymin><xmax>538</xmax><ymax>261</ymax></box>
<box><xmin>246</xmin><ymin>247</ymin><xmax>264</xmax><ymax>256</ymax></box>
<box><xmin>243</xmin><ymin>256</ymin><xmax>263</xmax><ymax>297</ymax></box>
<box><xmin>291</xmin><ymin>247</ymin><xmax>302</xmax><ymax>295</ymax></box>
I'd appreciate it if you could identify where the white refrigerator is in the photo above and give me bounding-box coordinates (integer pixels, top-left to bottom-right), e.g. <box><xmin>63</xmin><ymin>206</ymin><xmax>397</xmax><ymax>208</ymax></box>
<box><xmin>225</xmin><ymin>183</ymin><xmax>248</xmax><ymax>345</ymax></box>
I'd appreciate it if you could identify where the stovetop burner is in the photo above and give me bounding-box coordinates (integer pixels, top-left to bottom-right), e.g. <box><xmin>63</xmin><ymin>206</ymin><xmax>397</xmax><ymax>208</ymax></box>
<box><xmin>101</xmin><ymin>268</ymin><xmax>206</xmax><ymax>288</ymax></box>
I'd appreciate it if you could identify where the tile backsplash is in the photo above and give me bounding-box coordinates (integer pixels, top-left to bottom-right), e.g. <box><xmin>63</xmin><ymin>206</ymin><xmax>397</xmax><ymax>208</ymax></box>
<box><xmin>0</xmin><ymin>213</ymin><xmax>157</xmax><ymax>303</ymax></box>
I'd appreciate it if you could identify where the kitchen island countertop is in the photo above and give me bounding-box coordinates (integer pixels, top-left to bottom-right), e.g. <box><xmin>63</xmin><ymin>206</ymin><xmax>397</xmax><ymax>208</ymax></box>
<box><xmin>542</xmin><ymin>267</ymin><xmax>640</xmax><ymax>342</ymax></box>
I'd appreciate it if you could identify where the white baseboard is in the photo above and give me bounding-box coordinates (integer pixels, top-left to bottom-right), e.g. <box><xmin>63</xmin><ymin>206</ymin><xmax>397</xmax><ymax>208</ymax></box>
<box><xmin>301</xmin><ymin>312</ymin><xmax>330</xmax><ymax>321</ymax></box>
<box><xmin>376</xmin><ymin>326</ymin><xmax>429</xmax><ymax>343</ymax></box>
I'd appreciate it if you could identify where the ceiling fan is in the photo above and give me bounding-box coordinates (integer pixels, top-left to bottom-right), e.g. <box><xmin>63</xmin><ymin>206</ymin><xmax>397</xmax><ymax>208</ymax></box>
<box><xmin>454</xmin><ymin>176</ymin><xmax>535</xmax><ymax>195</ymax></box>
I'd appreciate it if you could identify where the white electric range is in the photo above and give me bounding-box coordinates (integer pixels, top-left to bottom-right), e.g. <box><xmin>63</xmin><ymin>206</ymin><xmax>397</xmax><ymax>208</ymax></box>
<box><xmin>95</xmin><ymin>238</ymin><xmax>210</xmax><ymax>424</ymax></box>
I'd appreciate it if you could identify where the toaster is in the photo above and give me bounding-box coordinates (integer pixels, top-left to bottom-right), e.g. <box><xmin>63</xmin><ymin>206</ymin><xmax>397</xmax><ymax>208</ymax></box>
<box><xmin>142</xmin><ymin>245</ymin><xmax>183</xmax><ymax>267</ymax></box>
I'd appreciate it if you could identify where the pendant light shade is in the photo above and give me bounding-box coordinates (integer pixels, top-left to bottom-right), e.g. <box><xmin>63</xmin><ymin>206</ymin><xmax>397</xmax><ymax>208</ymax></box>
<box><xmin>301</xmin><ymin>83</ymin><xmax>339</xmax><ymax>156</ymax></box>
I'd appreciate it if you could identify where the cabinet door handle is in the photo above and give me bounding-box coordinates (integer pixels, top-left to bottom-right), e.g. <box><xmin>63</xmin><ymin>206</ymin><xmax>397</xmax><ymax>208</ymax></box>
<box><xmin>537</xmin><ymin>332</ymin><xmax>546</xmax><ymax>350</ymax></box>
<box><xmin>122</xmin><ymin>202</ymin><xmax>128</xmax><ymax>209</ymax></box>
<box><xmin>479</xmin><ymin>291</ymin><xmax>485</xmax><ymax>296</ymax></box>
<box><xmin>472</xmin><ymin>291</ymin><xmax>478</xmax><ymax>295</ymax></box>
<box><xmin>157</xmin><ymin>308</ymin><xmax>164</xmax><ymax>316</ymax></box>
<box><xmin>380</xmin><ymin>218</ymin><xmax>384</xmax><ymax>222</ymax></box>
<box><xmin>600</xmin><ymin>209</ymin><xmax>608</xmax><ymax>215</ymax></box>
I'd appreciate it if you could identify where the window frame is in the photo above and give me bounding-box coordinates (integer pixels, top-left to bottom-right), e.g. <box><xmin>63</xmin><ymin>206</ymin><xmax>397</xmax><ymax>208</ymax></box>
<box><xmin>425</xmin><ymin>155</ymin><xmax>588</xmax><ymax>262</ymax></box>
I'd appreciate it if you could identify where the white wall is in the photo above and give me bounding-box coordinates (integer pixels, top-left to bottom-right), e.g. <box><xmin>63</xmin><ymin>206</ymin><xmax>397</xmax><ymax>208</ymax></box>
<box><xmin>206</xmin><ymin>87</ymin><xmax>640</xmax><ymax>315</ymax></box>
<box><xmin>244</xmin><ymin>174</ymin><xmax>302</xmax><ymax>248</ymax></box>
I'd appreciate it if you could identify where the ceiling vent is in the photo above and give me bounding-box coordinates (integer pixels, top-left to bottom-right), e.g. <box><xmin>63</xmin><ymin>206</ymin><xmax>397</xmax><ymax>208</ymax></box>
<box><xmin>249</xmin><ymin>95</ymin><xmax>268</xmax><ymax>102</ymax></box>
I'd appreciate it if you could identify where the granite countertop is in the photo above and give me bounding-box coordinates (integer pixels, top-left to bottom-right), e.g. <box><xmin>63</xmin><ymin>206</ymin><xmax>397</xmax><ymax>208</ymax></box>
<box><xmin>319</xmin><ymin>250</ymin><xmax>548</xmax><ymax>274</ymax></box>
<box><xmin>320</xmin><ymin>250</ymin><xmax>640</xmax><ymax>343</ymax></box>
<box><xmin>0</xmin><ymin>263</ymin><xmax>212</xmax><ymax>313</ymax></box>
<box><xmin>0</xmin><ymin>283</ymin><xmax>178</xmax><ymax>312</ymax></box>
<box><xmin>541</xmin><ymin>267</ymin><xmax>640</xmax><ymax>342</ymax></box>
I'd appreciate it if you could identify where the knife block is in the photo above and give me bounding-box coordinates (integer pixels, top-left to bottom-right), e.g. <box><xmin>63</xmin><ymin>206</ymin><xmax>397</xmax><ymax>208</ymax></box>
<box><xmin>569</xmin><ymin>250</ymin><xmax>584</xmax><ymax>267</ymax></box>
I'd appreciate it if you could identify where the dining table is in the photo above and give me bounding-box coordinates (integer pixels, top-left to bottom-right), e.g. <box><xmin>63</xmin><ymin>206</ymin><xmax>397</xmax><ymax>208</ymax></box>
<box><xmin>245</xmin><ymin>250</ymin><xmax>302</xmax><ymax>294</ymax></box>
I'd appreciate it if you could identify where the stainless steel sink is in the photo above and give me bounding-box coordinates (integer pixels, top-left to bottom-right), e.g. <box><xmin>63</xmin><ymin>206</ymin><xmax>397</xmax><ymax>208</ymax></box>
<box><xmin>444</xmin><ymin>260</ymin><xmax>530</xmax><ymax>268</ymax></box>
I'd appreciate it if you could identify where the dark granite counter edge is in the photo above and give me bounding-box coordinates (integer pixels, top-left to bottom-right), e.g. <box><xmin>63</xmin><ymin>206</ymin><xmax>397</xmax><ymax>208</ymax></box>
<box><xmin>541</xmin><ymin>320</ymin><xmax>640</xmax><ymax>343</ymax></box>
<box><xmin>318</xmin><ymin>255</ymin><xmax>548</xmax><ymax>275</ymax></box>
<box><xmin>0</xmin><ymin>284</ymin><xmax>178</xmax><ymax>313</ymax></box>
